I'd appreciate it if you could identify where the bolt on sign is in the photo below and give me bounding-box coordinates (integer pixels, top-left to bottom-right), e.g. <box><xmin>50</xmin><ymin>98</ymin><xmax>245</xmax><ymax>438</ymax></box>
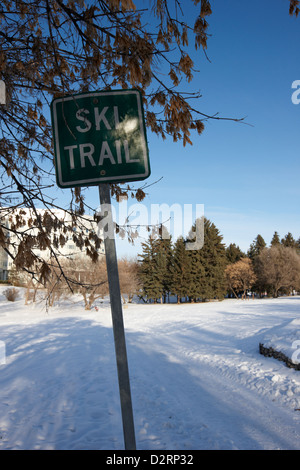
<box><xmin>51</xmin><ymin>89</ymin><xmax>150</xmax><ymax>188</ymax></box>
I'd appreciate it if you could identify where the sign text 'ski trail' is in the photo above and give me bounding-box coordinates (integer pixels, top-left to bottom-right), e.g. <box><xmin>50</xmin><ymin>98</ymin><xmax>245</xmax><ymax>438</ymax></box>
<box><xmin>51</xmin><ymin>89</ymin><xmax>150</xmax><ymax>188</ymax></box>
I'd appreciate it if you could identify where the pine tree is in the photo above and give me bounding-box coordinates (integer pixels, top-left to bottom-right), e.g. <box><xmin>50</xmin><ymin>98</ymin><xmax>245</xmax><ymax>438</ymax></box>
<box><xmin>186</xmin><ymin>247</ymin><xmax>206</xmax><ymax>302</ymax></box>
<box><xmin>270</xmin><ymin>231</ymin><xmax>281</xmax><ymax>247</ymax></box>
<box><xmin>248</xmin><ymin>234</ymin><xmax>267</xmax><ymax>295</ymax></box>
<box><xmin>138</xmin><ymin>228</ymin><xmax>173</xmax><ymax>303</ymax></box>
<box><xmin>281</xmin><ymin>232</ymin><xmax>296</xmax><ymax>248</ymax></box>
<box><xmin>138</xmin><ymin>236</ymin><xmax>162</xmax><ymax>303</ymax></box>
<box><xmin>170</xmin><ymin>237</ymin><xmax>192</xmax><ymax>303</ymax></box>
<box><xmin>248</xmin><ymin>234</ymin><xmax>266</xmax><ymax>260</ymax></box>
<box><xmin>155</xmin><ymin>227</ymin><xmax>173</xmax><ymax>303</ymax></box>
<box><xmin>225</xmin><ymin>243</ymin><xmax>245</xmax><ymax>264</ymax></box>
<box><xmin>187</xmin><ymin>218</ymin><xmax>227</xmax><ymax>301</ymax></box>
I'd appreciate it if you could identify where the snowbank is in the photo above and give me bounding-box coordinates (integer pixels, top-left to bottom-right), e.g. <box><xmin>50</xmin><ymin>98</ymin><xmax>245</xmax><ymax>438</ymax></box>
<box><xmin>260</xmin><ymin>318</ymin><xmax>300</xmax><ymax>369</ymax></box>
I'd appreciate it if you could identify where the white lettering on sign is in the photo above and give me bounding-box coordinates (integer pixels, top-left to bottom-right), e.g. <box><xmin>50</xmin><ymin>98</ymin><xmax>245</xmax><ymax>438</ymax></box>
<box><xmin>75</xmin><ymin>106</ymin><xmax>121</xmax><ymax>132</ymax></box>
<box><xmin>51</xmin><ymin>90</ymin><xmax>150</xmax><ymax>188</ymax></box>
<box><xmin>65</xmin><ymin>106</ymin><xmax>141</xmax><ymax>169</ymax></box>
<box><xmin>95</xmin><ymin>106</ymin><xmax>111</xmax><ymax>130</ymax></box>
<box><xmin>116</xmin><ymin>140</ymin><xmax>122</xmax><ymax>164</ymax></box>
<box><xmin>64</xmin><ymin>140</ymin><xmax>140</xmax><ymax>169</ymax></box>
<box><xmin>76</xmin><ymin>108</ymin><xmax>92</xmax><ymax>132</ymax></box>
<box><xmin>99</xmin><ymin>141</ymin><xmax>115</xmax><ymax>165</ymax></box>
<box><xmin>80</xmin><ymin>143</ymin><xmax>96</xmax><ymax>167</ymax></box>
<box><xmin>114</xmin><ymin>106</ymin><xmax>120</xmax><ymax>129</ymax></box>
<box><xmin>64</xmin><ymin>145</ymin><xmax>77</xmax><ymax>169</ymax></box>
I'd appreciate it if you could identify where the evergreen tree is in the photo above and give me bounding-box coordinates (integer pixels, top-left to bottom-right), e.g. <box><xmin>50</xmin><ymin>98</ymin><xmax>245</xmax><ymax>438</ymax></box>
<box><xmin>281</xmin><ymin>232</ymin><xmax>296</xmax><ymax>248</ymax></box>
<box><xmin>270</xmin><ymin>231</ymin><xmax>281</xmax><ymax>247</ymax></box>
<box><xmin>248</xmin><ymin>234</ymin><xmax>266</xmax><ymax>260</ymax></box>
<box><xmin>248</xmin><ymin>234</ymin><xmax>267</xmax><ymax>295</ymax></box>
<box><xmin>225</xmin><ymin>243</ymin><xmax>245</xmax><ymax>264</ymax></box>
<box><xmin>187</xmin><ymin>218</ymin><xmax>227</xmax><ymax>301</ymax></box>
<box><xmin>186</xmin><ymin>246</ymin><xmax>206</xmax><ymax>302</ymax></box>
<box><xmin>138</xmin><ymin>227</ymin><xmax>173</xmax><ymax>303</ymax></box>
<box><xmin>155</xmin><ymin>227</ymin><xmax>173</xmax><ymax>303</ymax></box>
<box><xmin>170</xmin><ymin>237</ymin><xmax>192</xmax><ymax>303</ymax></box>
<box><xmin>138</xmin><ymin>236</ymin><xmax>162</xmax><ymax>303</ymax></box>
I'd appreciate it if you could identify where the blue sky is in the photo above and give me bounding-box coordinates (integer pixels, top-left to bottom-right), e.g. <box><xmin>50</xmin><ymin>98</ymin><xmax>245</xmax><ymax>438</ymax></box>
<box><xmin>53</xmin><ymin>0</ymin><xmax>300</xmax><ymax>257</ymax></box>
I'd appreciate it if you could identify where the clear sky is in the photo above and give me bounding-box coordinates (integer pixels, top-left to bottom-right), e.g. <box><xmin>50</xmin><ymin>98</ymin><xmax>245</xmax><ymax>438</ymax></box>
<box><xmin>52</xmin><ymin>0</ymin><xmax>300</xmax><ymax>257</ymax></box>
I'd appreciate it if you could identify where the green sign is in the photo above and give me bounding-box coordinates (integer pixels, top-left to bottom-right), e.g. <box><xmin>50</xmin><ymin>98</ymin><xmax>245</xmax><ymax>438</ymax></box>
<box><xmin>51</xmin><ymin>89</ymin><xmax>150</xmax><ymax>188</ymax></box>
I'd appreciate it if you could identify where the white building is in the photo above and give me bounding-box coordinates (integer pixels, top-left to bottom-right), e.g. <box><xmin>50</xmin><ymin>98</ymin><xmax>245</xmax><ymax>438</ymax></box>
<box><xmin>0</xmin><ymin>208</ymin><xmax>104</xmax><ymax>281</ymax></box>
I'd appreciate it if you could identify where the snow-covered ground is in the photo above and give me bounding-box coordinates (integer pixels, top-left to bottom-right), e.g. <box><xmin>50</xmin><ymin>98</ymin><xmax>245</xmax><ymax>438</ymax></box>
<box><xmin>0</xmin><ymin>286</ymin><xmax>299</xmax><ymax>450</ymax></box>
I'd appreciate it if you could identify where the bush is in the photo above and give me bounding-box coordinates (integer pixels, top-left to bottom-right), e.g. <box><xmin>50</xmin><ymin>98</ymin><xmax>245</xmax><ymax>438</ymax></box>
<box><xmin>3</xmin><ymin>287</ymin><xmax>19</xmax><ymax>302</ymax></box>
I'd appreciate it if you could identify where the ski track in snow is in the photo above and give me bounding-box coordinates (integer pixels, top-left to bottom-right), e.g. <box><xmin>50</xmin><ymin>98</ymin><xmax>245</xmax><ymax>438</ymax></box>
<box><xmin>0</xmin><ymin>288</ymin><xmax>299</xmax><ymax>450</ymax></box>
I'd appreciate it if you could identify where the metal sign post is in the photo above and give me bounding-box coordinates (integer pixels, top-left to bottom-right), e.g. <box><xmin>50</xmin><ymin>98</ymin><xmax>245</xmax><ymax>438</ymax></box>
<box><xmin>98</xmin><ymin>183</ymin><xmax>136</xmax><ymax>451</ymax></box>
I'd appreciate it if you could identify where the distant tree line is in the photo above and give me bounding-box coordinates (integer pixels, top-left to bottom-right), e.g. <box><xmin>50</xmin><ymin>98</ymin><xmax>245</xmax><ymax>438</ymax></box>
<box><xmin>9</xmin><ymin>219</ymin><xmax>300</xmax><ymax>308</ymax></box>
<box><xmin>137</xmin><ymin>219</ymin><xmax>300</xmax><ymax>303</ymax></box>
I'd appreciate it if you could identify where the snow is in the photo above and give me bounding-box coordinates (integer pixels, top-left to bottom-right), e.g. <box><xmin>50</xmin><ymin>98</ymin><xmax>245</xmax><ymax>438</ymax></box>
<box><xmin>262</xmin><ymin>318</ymin><xmax>300</xmax><ymax>365</ymax></box>
<box><xmin>0</xmin><ymin>287</ymin><xmax>299</xmax><ymax>450</ymax></box>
